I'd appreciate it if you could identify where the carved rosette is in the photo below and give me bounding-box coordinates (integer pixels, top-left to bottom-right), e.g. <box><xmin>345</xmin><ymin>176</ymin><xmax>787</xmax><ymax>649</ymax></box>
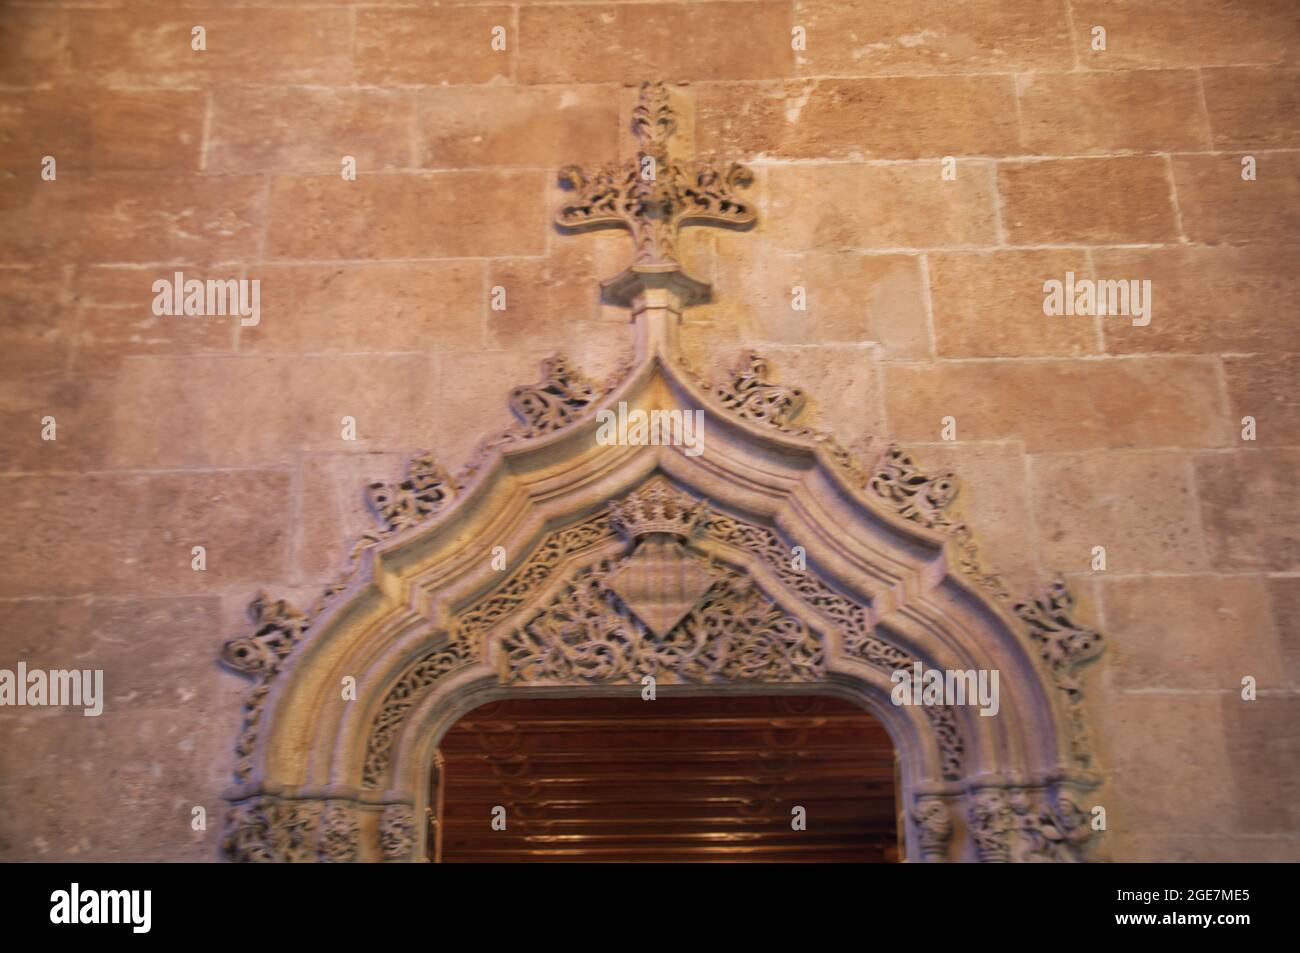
<box><xmin>379</xmin><ymin>804</ymin><xmax>417</xmax><ymax>862</ymax></box>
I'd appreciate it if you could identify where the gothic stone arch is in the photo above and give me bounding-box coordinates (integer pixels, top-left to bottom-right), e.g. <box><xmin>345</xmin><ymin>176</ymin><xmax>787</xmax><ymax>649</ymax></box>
<box><xmin>219</xmin><ymin>83</ymin><xmax>1106</xmax><ymax>864</ymax></box>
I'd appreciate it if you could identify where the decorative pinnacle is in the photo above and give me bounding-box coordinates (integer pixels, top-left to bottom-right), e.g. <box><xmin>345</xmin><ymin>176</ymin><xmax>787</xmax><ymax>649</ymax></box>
<box><xmin>555</xmin><ymin>81</ymin><xmax>757</xmax><ymax>307</ymax></box>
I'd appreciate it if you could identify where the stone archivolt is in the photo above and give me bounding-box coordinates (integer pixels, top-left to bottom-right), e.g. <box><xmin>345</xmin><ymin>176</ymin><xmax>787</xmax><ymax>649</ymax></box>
<box><xmin>219</xmin><ymin>81</ymin><xmax>1105</xmax><ymax>864</ymax></box>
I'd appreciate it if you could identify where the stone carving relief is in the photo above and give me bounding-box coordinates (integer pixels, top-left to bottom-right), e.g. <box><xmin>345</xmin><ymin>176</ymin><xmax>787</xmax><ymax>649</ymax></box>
<box><xmin>360</xmin><ymin>511</ymin><xmax>617</xmax><ymax>789</ymax></box>
<box><xmin>1014</xmin><ymin>580</ymin><xmax>1106</xmax><ymax>764</ymax></box>
<box><xmin>557</xmin><ymin>80</ymin><xmax>755</xmax><ymax>289</ymax></box>
<box><xmin>912</xmin><ymin>797</ymin><xmax>954</xmax><ymax>862</ymax></box>
<box><xmin>462</xmin><ymin>354</ymin><xmax>633</xmax><ymax>478</ymax></box>
<box><xmin>220</xmin><ymin>78</ymin><xmax>1105</xmax><ymax>864</ymax></box>
<box><xmin>354</xmin><ymin>480</ymin><xmax>968</xmax><ymax>791</ymax></box>
<box><xmin>499</xmin><ymin>559</ymin><xmax>826</xmax><ymax>685</ymax></box>
<box><xmin>366</xmin><ymin>452</ymin><xmax>458</xmax><ymax>535</ymax></box>
<box><xmin>868</xmin><ymin>446</ymin><xmax>959</xmax><ymax>530</ymax></box>
<box><xmin>967</xmin><ymin>788</ymin><xmax>1095</xmax><ymax>863</ymax></box>
<box><xmin>379</xmin><ymin>803</ymin><xmax>417</xmax><ymax>862</ymax></box>
<box><xmin>712</xmin><ymin>351</ymin><xmax>807</xmax><ymax>429</ymax></box>
<box><xmin>223</xmin><ymin>797</ymin><xmax>358</xmax><ymax>864</ymax></box>
<box><xmin>220</xmin><ymin>594</ymin><xmax>309</xmax><ymax>785</ymax></box>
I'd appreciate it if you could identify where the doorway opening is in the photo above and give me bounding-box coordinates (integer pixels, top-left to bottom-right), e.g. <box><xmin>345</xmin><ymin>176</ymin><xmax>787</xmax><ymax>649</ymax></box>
<box><xmin>429</xmin><ymin>694</ymin><xmax>900</xmax><ymax>862</ymax></box>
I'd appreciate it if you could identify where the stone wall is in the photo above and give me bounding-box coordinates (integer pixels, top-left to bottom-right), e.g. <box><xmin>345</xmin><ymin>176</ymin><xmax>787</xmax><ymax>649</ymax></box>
<box><xmin>0</xmin><ymin>0</ymin><xmax>1296</xmax><ymax>860</ymax></box>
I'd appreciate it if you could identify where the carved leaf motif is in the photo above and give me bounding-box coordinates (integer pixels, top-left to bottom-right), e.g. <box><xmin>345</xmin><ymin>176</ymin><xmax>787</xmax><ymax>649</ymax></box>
<box><xmin>1014</xmin><ymin>580</ymin><xmax>1104</xmax><ymax>695</ymax></box>
<box><xmin>967</xmin><ymin>788</ymin><xmax>1095</xmax><ymax>863</ymax></box>
<box><xmin>500</xmin><ymin>560</ymin><xmax>825</xmax><ymax>686</ymax></box>
<box><xmin>713</xmin><ymin>352</ymin><xmax>807</xmax><ymax>428</ymax></box>
<box><xmin>556</xmin><ymin>81</ymin><xmax>755</xmax><ymax>279</ymax></box>
<box><xmin>508</xmin><ymin>356</ymin><xmax>598</xmax><ymax>433</ymax></box>
<box><xmin>367</xmin><ymin>452</ymin><xmax>456</xmax><ymax>534</ymax></box>
<box><xmin>867</xmin><ymin>445</ymin><xmax>959</xmax><ymax>529</ymax></box>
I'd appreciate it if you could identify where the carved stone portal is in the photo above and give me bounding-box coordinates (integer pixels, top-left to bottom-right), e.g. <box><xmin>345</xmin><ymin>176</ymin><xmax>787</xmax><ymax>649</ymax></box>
<box><xmin>220</xmin><ymin>82</ymin><xmax>1105</xmax><ymax>863</ymax></box>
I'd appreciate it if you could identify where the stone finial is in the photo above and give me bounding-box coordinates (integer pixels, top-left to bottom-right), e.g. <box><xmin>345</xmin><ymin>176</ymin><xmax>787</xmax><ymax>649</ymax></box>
<box><xmin>555</xmin><ymin>81</ymin><xmax>757</xmax><ymax>307</ymax></box>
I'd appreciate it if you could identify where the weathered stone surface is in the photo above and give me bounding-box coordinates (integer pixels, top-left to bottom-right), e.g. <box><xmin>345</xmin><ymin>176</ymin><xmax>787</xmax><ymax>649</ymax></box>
<box><xmin>792</xmin><ymin>0</ymin><xmax>1072</xmax><ymax>75</ymax></box>
<box><xmin>1096</xmin><ymin>245</ymin><xmax>1300</xmax><ymax>355</ymax></box>
<box><xmin>1172</xmin><ymin>153</ymin><xmax>1300</xmax><ymax>245</ymax></box>
<box><xmin>1220</xmin><ymin>694</ymin><xmax>1300</xmax><ymax>833</ymax></box>
<box><xmin>0</xmin><ymin>6</ymin><xmax>65</xmax><ymax>87</ymax></box>
<box><xmin>1194</xmin><ymin>449</ymin><xmax>1300</xmax><ymax>571</ymax></box>
<box><xmin>1201</xmin><ymin>67</ymin><xmax>1300</xmax><ymax>150</ymax></box>
<box><xmin>265</xmin><ymin>173</ymin><xmax>547</xmax><ymax>260</ymax></box>
<box><xmin>243</xmin><ymin>262</ymin><xmax>484</xmax><ymax>354</ymax></box>
<box><xmin>769</xmin><ymin>162</ymin><xmax>999</xmax><ymax>250</ymax></box>
<box><xmin>517</xmin><ymin>3</ymin><xmax>795</xmax><ymax>84</ymax></box>
<box><xmin>1266</xmin><ymin>576</ymin><xmax>1300</xmax><ymax>687</ymax></box>
<box><xmin>1100</xmin><ymin>576</ymin><xmax>1283</xmax><ymax>690</ymax></box>
<box><xmin>884</xmin><ymin>358</ymin><xmax>1230</xmax><ymax>452</ymax></box>
<box><xmin>0</xmin><ymin>471</ymin><xmax>293</xmax><ymax>598</ymax></box>
<box><xmin>414</xmin><ymin>86</ymin><xmax>620</xmax><ymax>169</ymax></box>
<box><xmin>695</xmin><ymin>77</ymin><xmax>1019</xmax><ymax>160</ymax></box>
<box><xmin>1223</xmin><ymin>355</ymin><xmax>1300</xmax><ymax>449</ymax></box>
<box><xmin>929</xmin><ymin>250</ymin><xmax>1097</xmax><ymax>358</ymax></box>
<box><xmin>207</xmin><ymin>89</ymin><xmax>414</xmax><ymax>174</ymax></box>
<box><xmin>0</xmin><ymin>90</ymin><xmax>205</xmax><ymax>176</ymax></box>
<box><xmin>1029</xmin><ymin>451</ymin><xmax>1209</xmax><ymax>572</ymax></box>
<box><xmin>1092</xmin><ymin>694</ymin><xmax>1236</xmax><ymax>838</ymax></box>
<box><xmin>998</xmin><ymin>157</ymin><xmax>1180</xmax><ymax>244</ymax></box>
<box><xmin>1</xmin><ymin>176</ymin><xmax>265</xmax><ymax>266</ymax></box>
<box><xmin>69</xmin><ymin>265</ymin><xmax>237</xmax><ymax>370</ymax></box>
<box><xmin>1016</xmin><ymin>70</ymin><xmax>1212</xmax><ymax>154</ymax></box>
<box><xmin>357</xmin><ymin>6</ymin><xmax>513</xmax><ymax>85</ymax></box>
<box><xmin>0</xmin><ymin>375</ymin><xmax>112</xmax><ymax>473</ymax></box>
<box><xmin>1069</xmin><ymin>0</ymin><xmax>1300</xmax><ymax>68</ymax></box>
<box><xmin>0</xmin><ymin>267</ymin><xmax>74</xmax><ymax>378</ymax></box>
<box><xmin>106</xmin><ymin>354</ymin><xmax>442</xmax><ymax>468</ymax></box>
<box><xmin>69</xmin><ymin>6</ymin><xmax>355</xmax><ymax>87</ymax></box>
<box><xmin>716</xmin><ymin>251</ymin><xmax>930</xmax><ymax>357</ymax></box>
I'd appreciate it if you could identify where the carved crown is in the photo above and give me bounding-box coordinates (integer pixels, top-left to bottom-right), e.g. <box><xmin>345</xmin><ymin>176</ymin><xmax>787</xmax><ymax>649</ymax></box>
<box><xmin>609</xmin><ymin>481</ymin><xmax>710</xmax><ymax>541</ymax></box>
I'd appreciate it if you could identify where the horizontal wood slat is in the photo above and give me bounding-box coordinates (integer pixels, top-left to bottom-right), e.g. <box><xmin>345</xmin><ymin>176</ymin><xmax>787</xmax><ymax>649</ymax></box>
<box><xmin>436</xmin><ymin>695</ymin><xmax>899</xmax><ymax>862</ymax></box>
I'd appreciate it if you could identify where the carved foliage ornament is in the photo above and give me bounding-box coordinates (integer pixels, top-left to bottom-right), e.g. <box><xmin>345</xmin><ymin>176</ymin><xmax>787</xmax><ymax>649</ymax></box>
<box><xmin>224</xmin><ymin>797</ymin><xmax>359</xmax><ymax>864</ymax></box>
<box><xmin>359</xmin><ymin>482</ymin><xmax>968</xmax><ymax>790</ymax></box>
<box><xmin>967</xmin><ymin>788</ymin><xmax>1095</xmax><ymax>863</ymax></box>
<box><xmin>556</xmin><ymin>81</ymin><xmax>756</xmax><ymax>282</ymax></box>
<box><xmin>221</xmin><ymin>76</ymin><xmax>1105</xmax><ymax>861</ymax></box>
<box><xmin>499</xmin><ymin>558</ymin><xmax>826</xmax><ymax>686</ymax></box>
<box><xmin>912</xmin><ymin>797</ymin><xmax>954</xmax><ymax>862</ymax></box>
<box><xmin>1014</xmin><ymin>580</ymin><xmax>1105</xmax><ymax>764</ymax></box>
